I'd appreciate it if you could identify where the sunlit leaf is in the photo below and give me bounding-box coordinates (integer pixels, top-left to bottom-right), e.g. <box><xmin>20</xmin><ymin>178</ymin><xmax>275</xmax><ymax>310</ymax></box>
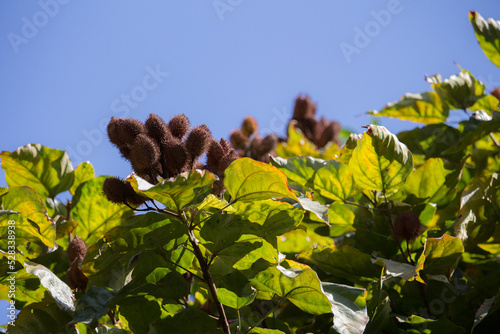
<box><xmin>336</xmin><ymin>133</ymin><xmax>361</xmax><ymax>165</ymax></box>
<box><xmin>0</xmin><ymin>144</ymin><xmax>74</xmax><ymax>199</ymax></box>
<box><xmin>1</xmin><ymin>186</ymin><xmax>55</xmax><ymax>248</ymax></box>
<box><xmin>217</xmin><ymin>270</ymin><xmax>257</xmax><ymax>310</ymax></box>
<box><xmin>370</xmin><ymin>92</ymin><xmax>449</xmax><ymax>124</ymax></box>
<box><xmin>403</xmin><ymin>158</ymin><xmax>450</xmax><ymax>203</ymax></box>
<box><xmin>402</xmin><ymin>315</ymin><xmax>465</xmax><ymax>333</ymax></box>
<box><xmin>420</xmin><ymin>234</ymin><xmax>464</xmax><ymax>276</ymax></box>
<box><xmin>250</xmin><ymin>260</ymin><xmax>332</xmax><ymax>315</ymax></box>
<box><xmin>299</xmin><ymin>245</ymin><xmax>380</xmax><ymax>283</ymax></box>
<box><xmin>25</xmin><ymin>261</ymin><xmax>75</xmax><ymax>312</ymax></box>
<box><xmin>72</xmin><ymin>176</ymin><xmax>134</xmax><ymax>245</ymax></box>
<box><xmin>349</xmin><ymin>125</ymin><xmax>413</xmax><ymax>193</ymax></box>
<box><xmin>270</xmin><ymin>156</ymin><xmax>326</xmax><ymax>189</ymax></box>
<box><xmin>128</xmin><ymin>169</ymin><xmax>217</xmax><ymax>211</ymax></box>
<box><xmin>224</xmin><ymin>158</ymin><xmax>298</xmax><ymax>203</ymax></box>
<box><xmin>70</xmin><ymin>161</ymin><xmax>95</xmax><ymax>195</ymax></box>
<box><xmin>313</xmin><ymin>160</ymin><xmax>356</xmax><ymax>201</ymax></box>
<box><xmin>276</xmin><ymin>123</ymin><xmax>322</xmax><ymax>159</ymax></box>
<box><xmin>428</xmin><ymin>69</ymin><xmax>485</xmax><ymax>110</ymax></box>
<box><xmin>469</xmin><ymin>94</ymin><xmax>500</xmax><ymax>115</ymax></box>
<box><xmin>321</xmin><ymin>282</ymin><xmax>369</xmax><ymax>334</ymax></box>
<box><xmin>470</xmin><ymin>11</ymin><xmax>500</xmax><ymax>67</ymax></box>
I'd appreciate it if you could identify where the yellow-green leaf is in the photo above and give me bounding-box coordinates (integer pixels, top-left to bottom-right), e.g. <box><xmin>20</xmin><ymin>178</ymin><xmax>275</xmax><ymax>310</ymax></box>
<box><xmin>224</xmin><ymin>158</ymin><xmax>298</xmax><ymax>203</ymax></box>
<box><xmin>369</xmin><ymin>92</ymin><xmax>449</xmax><ymax>124</ymax></box>
<box><xmin>470</xmin><ymin>11</ymin><xmax>500</xmax><ymax>67</ymax></box>
<box><xmin>349</xmin><ymin>125</ymin><xmax>413</xmax><ymax>193</ymax></box>
<box><xmin>313</xmin><ymin>160</ymin><xmax>356</xmax><ymax>201</ymax></box>
<box><xmin>70</xmin><ymin>161</ymin><xmax>95</xmax><ymax>195</ymax></box>
<box><xmin>0</xmin><ymin>144</ymin><xmax>74</xmax><ymax>199</ymax></box>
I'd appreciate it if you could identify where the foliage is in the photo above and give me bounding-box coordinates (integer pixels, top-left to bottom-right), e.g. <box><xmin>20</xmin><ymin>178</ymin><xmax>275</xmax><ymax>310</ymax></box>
<box><xmin>1</xmin><ymin>11</ymin><xmax>500</xmax><ymax>334</ymax></box>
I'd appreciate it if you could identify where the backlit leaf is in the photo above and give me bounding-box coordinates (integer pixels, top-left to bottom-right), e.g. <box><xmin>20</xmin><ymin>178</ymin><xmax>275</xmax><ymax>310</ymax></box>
<box><xmin>224</xmin><ymin>158</ymin><xmax>298</xmax><ymax>203</ymax></box>
<box><xmin>313</xmin><ymin>160</ymin><xmax>356</xmax><ymax>201</ymax></box>
<box><xmin>420</xmin><ymin>234</ymin><xmax>464</xmax><ymax>276</ymax></box>
<box><xmin>0</xmin><ymin>144</ymin><xmax>74</xmax><ymax>199</ymax></box>
<box><xmin>70</xmin><ymin>161</ymin><xmax>95</xmax><ymax>195</ymax></box>
<box><xmin>470</xmin><ymin>11</ymin><xmax>500</xmax><ymax>67</ymax></box>
<box><xmin>369</xmin><ymin>92</ymin><xmax>449</xmax><ymax>124</ymax></box>
<box><xmin>349</xmin><ymin>125</ymin><xmax>413</xmax><ymax>193</ymax></box>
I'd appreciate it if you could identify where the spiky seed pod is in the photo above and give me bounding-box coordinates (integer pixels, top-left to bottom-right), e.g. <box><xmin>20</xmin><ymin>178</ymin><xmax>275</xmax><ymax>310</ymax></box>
<box><xmin>193</xmin><ymin>161</ymin><xmax>205</xmax><ymax>170</ymax></box>
<box><xmin>206</xmin><ymin>139</ymin><xmax>225</xmax><ymax>174</ymax></box>
<box><xmin>315</xmin><ymin>119</ymin><xmax>341</xmax><ymax>148</ymax></box>
<box><xmin>230</xmin><ymin>129</ymin><xmax>248</xmax><ymax>150</ymax></box>
<box><xmin>168</xmin><ymin>114</ymin><xmax>190</xmax><ymax>140</ymax></box>
<box><xmin>66</xmin><ymin>259</ymin><xmax>88</xmax><ymax>291</ymax></box>
<box><xmin>394</xmin><ymin>211</ymin><xmax>423</xmax><ymax>241</ymax></box>
<box><xmin>220</xmin><ymin>138</ymin><xmax>232</xmax><ymax>153</ymax></box>
<box><xmin>130</xmin><ymin>134</ymin><xmax>161</xmax><ymax>172</ymax></box>
<box><xmin>103</xmin><ymin>177</ymin><xmax>127</xmax><ymax>204</ymax></box>
<box><xmin>161</xmin><ymin>139</ymin><xmax>188</xmax><ymax>175</ymax></box>
<box><xmin>107</xmin><ymin>117</ymin><xmax>125</xmax><ymax>147</ymax></box>
<box><xmin>102</xmin><ymin>177</ymin><xmax>147</xmax><ymax>206</ymax></box>
<box><xmin>299</xmin><ymin>117</ymin><xmax>317</xmax><ymax>142</ymax></box>
<box><xmin>293</xmin><ymin>95</ymin><xmax>316</xmax><ymax>120</ymax></box>
<box><xmin>241</xmin><ymin>116</ymin><xmax>258</xmax><ymax>137</ymax></box>
<box><xmin>68</xmin><ymin>236</ymin><xmax>87</xmax><ymax>263</ymax></box>
<box><xmin>118</xmin><ymin>118</ymin><xmax>147</xmax><ymax>145</ymax></box>
<box><xmin>145</xmin><ymin>113</ymin><xmax>172</xmax><ymax>146</ymax></box>
<box><xmin>185</xmin><ymin>125</ymin><xmax>212</xmax><ymax>160</ymax></box>
<box><xmin>118</xmin><ymin>144</ymin><xmax>132</xmax><ymax>160</ymax></box>
<box><xmin>260</xmin><ymin>134</ymin><xmax>278</xmax><ymax>154</ymax></box>
<box><xmin>218</xmin><ymin>151</ymin><xmax>238</xmax><ymax>175</ymax></box>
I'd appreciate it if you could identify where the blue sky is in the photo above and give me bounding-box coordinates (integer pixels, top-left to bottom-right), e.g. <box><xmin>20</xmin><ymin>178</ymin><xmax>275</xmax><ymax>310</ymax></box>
<box><xmin>1</xmin><ymin>0</ymin><xmax>499</xmax><ymax>327</ymax></box>
<box><xmin>1</xmin><ymin>1</ymin><xmax>499</xmax><ymax>190</ymax></box>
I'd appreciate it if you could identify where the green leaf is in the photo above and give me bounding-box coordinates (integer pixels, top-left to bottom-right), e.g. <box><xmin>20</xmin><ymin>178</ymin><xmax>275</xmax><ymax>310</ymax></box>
<box><xmin>402</xmin><ymin>315</ymin><xmax>465</xmax><ymax>333</ymax></box>
<box><xmin>128</xmin><ymin>169</ymin><xmax>217</xmax><ymax>211</ymax></box>
<box><xmin>447</xmin><ymin>113</ymin><xmax>500</xmax><ymax>153</ymax></box>
<box><xmin>72</xmin><ymin>176</ymin><xmax>134</xmax><ymax>245</ymax></box>
<box><xmin>270</xmin><ymin>156</ymin><xmax>326</xmax><ymax>189</ymax></box>
<box><xmin>118</xmin><ymin>295</ymin><xmax>171</xmax><ymax>333</ymax></box>
<box><xmin>248</xmin><ymin>329</ymin><xmax>285</xmax><ymax>334</ymax></box>
<box><xmin>321</xmin><ymin>282</ymin><xmax>369</xmax><ymax>334</ymax></box>
<box><xmin>71</xmin><ymin>286</ymin><xmax>116</xmax><ymax>325</ymax></box>
<box><xmin>224</xmin><ymin>158</ymin><xmax>298</xmax><ymax>203</ymax></box>
<box><xmin>403</xmin><ymin>158</ymin><xmax>451</xmax><ymax>203</ymax></box>
<box><xmin>1</xmin><ymin>186</ymin><xmax>55</xmax><ymax>248</ymax></box>
<box><xmin>250</xmin><ymin>260</ymin><xmax>332</xmax><ymax>315</ymax></box>
<box><xmin>276</xmin><ymin>123</ymin><xmax>322</xmax><ymax>159</ymax></box>
<box><xmin>149</xmin><ymin>307</ymin><xmax>219</xmax><ymax>334</ymax></box>
<box><xmin>370</xmin><ymin>92</ymin><xmax>449</xmax><ymax>124</ymax></box>
<box><xmin>299</xmin><ymin>245</ymin><xmax>380</xmax><ymax>283</ymax></box>
<box><xmin>6</xmin><ymin>296</ymin><xmax>73</xmax><ymax>334</ymax></box>
<box><xmin>349</xmin><ymin>125</ymin><xmax>413</xmax><ymax>193</ymax></box>
<box><xmin>0</xmin><ymin>144</ymin><xmax>74</xmax><ymax>199</ymax></box>
<box><xmin>70</xmin><ymin>161</ymin><xmax>95</xmax><ymax>195</ymax></box>
<box><xmin>313</xmin><ymin>160</ymin><xmax>356</xmax><ymax>201</ymax></box>
<box><xmin>24</xmin><ymin>260</ymin><xmax>75</xmax><ymax>312</ymax></box>
<box><xmin>336</xmin><ymin>133</ymin><xmax>361</xmax><ymax>165</ymax></box>
<box><xmin>217</xmin><ymin>270</ymin><xmax>257</xmax><ymax>309</ymax></box>
<box><xmin>296</xmin><ymin>196</ymin><xmax>329</xmax><ymax>223</ymax></box>
<box><xmin>196</xmin><ymin>194</ymin><xmax>235</xmax><ymax>212</ymax></box>
<box><xmin>428</xmin><ymin>69</ymin><xmax>485</xmax><ymax>110</ymax></box>
<box><xmin>470</xmin><ymin>11</ymin><xmax>500</xmax><ymax>67</ymax></box>
<box><xmin>469</xmin><ymin>94</ymin><xmax>500</xmax><ymax>115</ymax></box>
<box><xmin>420</xmin><ymin>234</ymin><xmax>464</xmax><ymax>276</ymax></box>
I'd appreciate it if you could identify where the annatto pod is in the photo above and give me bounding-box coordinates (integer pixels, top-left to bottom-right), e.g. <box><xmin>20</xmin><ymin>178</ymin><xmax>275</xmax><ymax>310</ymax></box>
<box><xmin>394</xmin><ymin>211</ymin><xmax>423</xmax><ymax>241</ymax></box>
<box><xmin>68</xmin><ymin>236</ymin><xmax>87</xmax><ymax>263</ymax></box>
<box><xmin>145</xmin><ymin>113</ymin><xmax>172</xmax><ymax>146</ymax></box>
<box><xmin>168</xmin><ymin>114</ymin><xmax>190</xmax><ymax>140</ymax></box>
<box><xmin>241</xmin><ymin>116</ymin><xmax>258</xmax><ymax>137</ymax></box>
<box><xmin>102</xmin><ymin>176</ymin><xmax>147</xmax><ymax>206</ymax></box>
<box><xmin>185</xmin><ymin>125</ymin><xmax>212</xmax><ymax>161</ymax></box>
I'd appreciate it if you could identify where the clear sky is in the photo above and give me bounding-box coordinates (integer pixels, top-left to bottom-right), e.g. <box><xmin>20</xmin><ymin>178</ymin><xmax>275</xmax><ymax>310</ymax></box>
<box><xmin>1</xmin><ymin>1</ymin><xmax>499</xmax><ymax>188</ymax></box>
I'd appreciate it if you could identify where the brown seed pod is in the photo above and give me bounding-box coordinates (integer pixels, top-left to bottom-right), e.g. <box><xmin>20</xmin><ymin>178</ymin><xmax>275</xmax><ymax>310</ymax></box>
<box><xmin>491</xmin><ymin>87</ymin><xmax>500</xmax><ymax>101</ymax></box>
<box><xmin>68</xmin><ymin>236</ymin><xmax>87</xmax><ymax>263</ymax></box>
<box><xmin>206</xmin><ymin>139</ymin><xmax>225</xmax><ymax>175</ymax></box>
<box><xmin>218</xmin><ymin>151</ymin><xmax>238</xmax><ymax>175</ymax></box>
<box><xmin>168</xmin><ymin>114</ymin><xmax>190</xmax><ymax>140</ymax></box>
<box><xmin>161</xmin><ymin>139</ymin><xmax>188</xmax><ymax>174</ymax></box>
<box><xmin>102</xmin><ymin>177</ymin><xmax>147</xmax><ymax>206</ymax></box>
<box><xmin>260</xmin><ymin>134</ymin><xmax>278</xmax><ymax>154</ymax></box>
<box><xmin>107</xmin><ymin>117</ymin><xmax>125</xmax><ymax>147</ymax></box>
<box><xmin>118</xmin><ymin>118</ymin><xmax>147</xmax><ymax>145</ymax></box>
<box><xmin>241</xmin><ymin>116</ymin><xmax>258</xmax><ymax>137</ymax></box>
<box><xmin>293</xmin><ymin>95</ymin><xmax>316</xmax><ymax>120</ymax></box>
<box><xmin>185</xmin><ymin>125</ymin><xmax>212</xmax><ymax>160</ymax></box>
<box><xmin>315</xmin><ymin>119</ymin><xmax>341</xmax><ymax>148</ymax></box>
<box><xmin>220</xmin><ymin>138</ymin><xmax>232</xmax><ymax>153</ymax></box>
<box><xmin>230</xmin><ymin>129</ymin><xmax>248</xmax><ymax>150</ymax></box>
<box><xmin>118</xmin><ymin>144</ymin><xmax>132</xmax><ymax>160</ymax></box>
<box><xmin>394</xmin><ymin>211</ymin><xmax>423</xmax><ymax>241</ymax></box>
<box><xmin>130</xmin><ymin>134</ymin><xmax>161</xmax><ymax>172</ymax></box>
<box><xmin>145</xmin><ymin>113</ymin><xmax>172</xmax><ymax>146</ymax></box>
<box><xmin>66</xmin><ymin>258</ymin><xmax>88</xmax><ymax>291</ymax></box>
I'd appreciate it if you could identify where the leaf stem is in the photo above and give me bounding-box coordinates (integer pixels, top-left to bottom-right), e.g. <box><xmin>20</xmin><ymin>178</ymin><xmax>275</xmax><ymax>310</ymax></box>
<box><xmin>182</xmin><ymin>213</ymin><xmax>231</xmax><ymax>334</ymax></box>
